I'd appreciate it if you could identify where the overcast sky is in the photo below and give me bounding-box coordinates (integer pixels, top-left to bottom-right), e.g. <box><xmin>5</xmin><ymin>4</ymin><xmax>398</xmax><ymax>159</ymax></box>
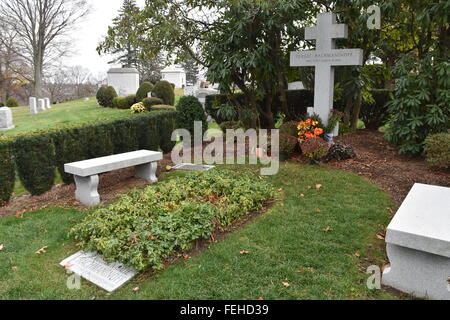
<box><xmin>63</xmin><ymin>0</ymin><xmax>145</xmax><ymax>77</ymax></box>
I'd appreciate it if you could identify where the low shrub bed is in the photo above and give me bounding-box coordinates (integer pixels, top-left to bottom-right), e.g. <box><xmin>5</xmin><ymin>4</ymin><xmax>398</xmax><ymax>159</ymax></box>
<box><xmin>70</xmin><ymin>169</ymin><xmax>275</xmax><ymax>271</ymax></box>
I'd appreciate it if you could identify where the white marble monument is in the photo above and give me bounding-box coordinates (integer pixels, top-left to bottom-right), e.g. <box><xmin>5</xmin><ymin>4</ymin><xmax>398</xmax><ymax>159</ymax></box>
<box><xmin>44</xmin><ymin>97</ymin><xmax>51</xmax><ymax>109</ymax></box>
<box><xmin>184</xmin><ymin>86</ymin><xmax>197</xmax><ymax>97</ymax></box>
<box><xmin>107</xmin><ymin>68</ymin><xmax>140</xmax><ymax>97</ymax></box>
<box><xmin>288</xmin><ymin>81</ymin><xmax>305</xmax><ymax>91</ymax></box>
<box><xmin>161</xmin><ymin>65</ymin><xmax>186</xmax><ymax>89</ymax></box>
<box><xmin>382</xmin><ymin>184</ymin><xmax>450</xmax><ymax>300</ymax></box>
<box><xmin>195</xmin><ymin>88</ymin><xmax>219</xmax><ymax>109</ymax></box>
<box><xmin>29</xmin><ymin>97</ymin><xmax>38</xmax><ymax>114</ymax></box>
<box><xmin>290</xmin><ymin>12</ymin><xmax>363</xmax><ymax>126</ymax></box>
<box><xmin>0</xmin><ymin>107</ymin><xmax>15</xmax><ymax>131</ymax></box>
<box><xmin>37</xmin><ymin>98</ymin><xmax>46</xmax><ymax>112</ymax></box>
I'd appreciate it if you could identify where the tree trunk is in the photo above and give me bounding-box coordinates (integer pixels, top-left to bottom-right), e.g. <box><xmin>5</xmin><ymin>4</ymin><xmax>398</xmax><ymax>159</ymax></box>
<box><xmin>351</xmin><ymin>89</ymin><xmax>362</xmax><ymax>130</ymax></box>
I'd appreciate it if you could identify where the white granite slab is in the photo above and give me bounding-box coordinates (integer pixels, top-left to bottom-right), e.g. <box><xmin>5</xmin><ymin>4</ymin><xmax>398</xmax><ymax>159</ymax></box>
<box><xmin>172</xmin><ymin>163</ymin><xmax>216</xmax><ymax>172</ymax></box>
<box><xmin>386</xmin><ymin>183</ymin><xmax>450</xmax><ymax>258</ymax></box>
<box><xmin>65</xmin><ymin>150</ymin><xmax>163</xmax><ymax>177</ymax></box>
<box><xmin>60</xmin><ymin>251</ymin><xmax>137</xmax><ymax>292</ymax></box>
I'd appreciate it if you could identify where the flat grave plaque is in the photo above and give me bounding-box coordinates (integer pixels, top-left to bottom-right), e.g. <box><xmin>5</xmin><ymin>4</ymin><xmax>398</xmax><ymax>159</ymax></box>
<box><xmin>60</xmin><ymin>251</ymin><xmax>137</xmax><ymax>292</ymax></box>
<box><xmin>172</xmin><ymin>163</ymin><xmax>216</xmax><ymax>172</ymax></box>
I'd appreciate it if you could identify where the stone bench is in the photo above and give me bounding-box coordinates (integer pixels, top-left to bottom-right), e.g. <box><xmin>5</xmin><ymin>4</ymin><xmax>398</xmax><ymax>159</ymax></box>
<box><xmin>382</xmin><ymin>183</ymin><xmax>450</xmax><ymax>300</ymax></box>
<box><xmin>65</xmin><ymin>150</ymin><xmax>163</xmax><ymax>206</ymax></box>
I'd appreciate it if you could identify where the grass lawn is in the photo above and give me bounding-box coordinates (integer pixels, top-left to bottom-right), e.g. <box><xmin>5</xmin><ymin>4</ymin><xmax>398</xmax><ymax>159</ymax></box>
<box><xmin>0</xmin><ymin>163</ymin><xmax>401</xmax><ymax>300</ymax></box>
<box><xmin>0</xmin><ymin>98</ymin><xmax>132</xmax><ymax>137</ymax></box>
<box><xmin>1</xmin><ymin>89</ymin><xmax>185</xmax><ymax>138</ymax></box>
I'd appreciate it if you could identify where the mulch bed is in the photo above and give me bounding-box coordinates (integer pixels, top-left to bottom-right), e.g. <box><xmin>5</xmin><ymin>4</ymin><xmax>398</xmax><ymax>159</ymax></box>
<box><xmin>1</xmin><ymin>129</ymin><xmax>449</xmax><ymax>218</ymax></box>
<box><xmin>329</xmin><ymin>130</ymin><xmax>450</xmax><ymax>205</ymax></box>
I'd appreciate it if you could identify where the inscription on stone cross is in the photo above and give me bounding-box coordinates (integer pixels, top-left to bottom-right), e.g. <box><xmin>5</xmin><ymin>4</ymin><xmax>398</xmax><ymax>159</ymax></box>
<box><xmin>290</xmin><ymin>12</ymin><xmax>363</xmax><ymax>127</ymax></box>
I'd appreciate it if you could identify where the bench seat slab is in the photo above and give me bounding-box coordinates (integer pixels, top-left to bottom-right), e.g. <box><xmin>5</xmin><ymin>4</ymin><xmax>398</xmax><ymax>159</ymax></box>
<box><xmin>65</xmin><ymin>150</ymin><xmax>163</xmax><ymax>177</ymax></box>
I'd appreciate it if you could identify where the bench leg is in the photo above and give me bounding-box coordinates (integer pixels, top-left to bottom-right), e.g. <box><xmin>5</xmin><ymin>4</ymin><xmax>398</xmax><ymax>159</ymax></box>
<box><xmin>382</xmin><ymin>243</ymin><xmax>450</xmax><ymax>300</ymax></box>
<box><xmin>74</xmin><ymin>175</ymin><xmax>100</xmax><ymax>206</ymax></box>
<box><xmin>135</xmin><ymin>162</ymin><xmax>158</xmax><ymax>183</ymax></box>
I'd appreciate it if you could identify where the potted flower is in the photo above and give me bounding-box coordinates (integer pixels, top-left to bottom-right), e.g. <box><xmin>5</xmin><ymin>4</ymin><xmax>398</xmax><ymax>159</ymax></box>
<box><xmin>324</xmin><ymin>110</ymin><xmax>344</xmax><ymax>142</ymax></box>
<box><xmin>297</xmin><ymin>118</ymin><xmax>325</xmax><ymax>142</ymax></box>
<box><xmin>300</xmin><ymin>137</ymin><xmax>330</xmax><ymax>165</ymax></box>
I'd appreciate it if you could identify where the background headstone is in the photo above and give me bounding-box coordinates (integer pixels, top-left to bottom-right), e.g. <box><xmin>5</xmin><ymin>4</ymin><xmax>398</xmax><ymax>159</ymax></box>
<box><xmin>29</xmin><ymin>97</ymin><xmax>38</xmax><ymax>114</ymax></box>
<box><xmin>38</xmin><ymin>99</ymin><xmax>46</xmax><ymax>111</ymax></box>
<box><xmin>44</xmin><ymin>98</ymin><xmax>51</xmax><ymax>109</ymax></box>
<box><xmin>195</xmin><ymin>88</ymin><xmax>219</xmax><ymax>109</ymax></box>
<box><xmin>0</xmin><ymin>107</ymin><xmax>15</xmax><ymax>131</ymax></box>
<box><xmin>161</xmin><ymin>65</ymin><xmax>187</xmax><ymax>89</ymax></box>
<box><xmin>288</xmin><ymin>81</ymin><xmax>305</xmax><ymax>90</ymax></box>
<box><xmin>184</xmin><ymin>86</ymin><xmax>196</xmax><ymax>97</ymax></box>
<box><xmin>107</xmin><ymin>68</ymin><xmax>140</xmax><ymax>97</ymax></box>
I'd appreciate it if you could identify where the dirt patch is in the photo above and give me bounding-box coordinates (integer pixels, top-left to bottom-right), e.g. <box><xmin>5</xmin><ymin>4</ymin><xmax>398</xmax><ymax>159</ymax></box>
<box><xmin>328</xmin><ymin>130</ymin><xmax>450</xmax><ymax>205</ymax></box>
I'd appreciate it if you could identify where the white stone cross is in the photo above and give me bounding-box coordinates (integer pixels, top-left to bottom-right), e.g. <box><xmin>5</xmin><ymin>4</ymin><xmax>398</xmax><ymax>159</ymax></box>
<box><xmin>290</xmin><ymin>12</ymin><xmax>364</xmax><ymax>126</ymax></box>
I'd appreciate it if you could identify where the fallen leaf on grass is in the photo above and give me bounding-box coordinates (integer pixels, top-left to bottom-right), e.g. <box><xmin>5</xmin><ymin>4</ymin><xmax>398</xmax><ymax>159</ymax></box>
<box><xmin>354</xmin><ymin>253</ymin><xmax>361</xmax><ymax>258</ymax></box>
<box><xmin>307</xmin><ymin>267</ymin><xmax>315</xmax><ymax>273</ymax></box>
<box><xmin>165</xmin><ymin>166</ymin><xmax>173</xmax><ymax>171</ymax></box>
<box><xmin>282</xmin><ymin>282</ymin><xmax>290</xmax><ymax>288</ymax></box>
<box><xmin>0</xmin><ymin>244</ymin><xmax>4</xmax><ymax>251</ymax></box>
<box><xmin>376</xmin><ymin>233</ymin><xmax>385</xmax><ymax>240</ymax></box>
<box><xmin>323</xmin><ymin>227</ymin><xmax>333</xmax><ymax>233</ymax></box>
<box><xmin>257</xmin><ymin>297</ymin><xmax>265</xmax><ymax>301</ymax></box>
<box><xmin>299</xmin><ymin>194</ymin><xmax>305</xmax><ymax>198</ymax></box>
<box><xmin>386</xmin><ymin>208</ymin><xmax>395</xmax><ymax>215</ymax></box>
<box><xmin>182</xmin><ymin>254</ymin><xmax>191</xmax><ymax>260</ymax></box>
<box><xmin>35</xmin><ymin>246</ymin><xmax>48</xmax><ymax>255</ymax></box>
<box><xmin>240</xmin><ymin>250</ymin><xmax>250</xmax><ymax>255</ymax></box>
<box><xmin>315</xmin><ymin>184</ymin><xmax>322</xmax><ymax>190</ymax></box>
<box><xmin>133</xmin><ymin>287</ymin><xmax>140</xmax><ymax>293</ymax></box>
<box><xmin>314</xmin><ymin>209</ymin><xmax>322</xmax><ymax>213</ymax></box>
<box><xmin>11</xmin><ymin>266</ymin><xmax>18</xmax><ymax>271</ymax></box>
<box><xmin>296</xmin><ymin>270</ymin><xmax>305</xmax><ymax>274</ymax></box>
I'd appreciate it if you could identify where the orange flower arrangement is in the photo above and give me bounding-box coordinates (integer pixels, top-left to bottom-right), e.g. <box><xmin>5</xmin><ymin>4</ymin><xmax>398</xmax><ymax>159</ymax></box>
<box><xmin>297</xmin><ymin>118</ymin><xmax>324</xmax><ymax>142</ymax></box>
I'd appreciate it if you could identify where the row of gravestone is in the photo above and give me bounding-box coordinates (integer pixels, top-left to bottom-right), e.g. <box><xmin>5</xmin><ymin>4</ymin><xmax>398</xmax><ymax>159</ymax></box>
<box><xmin>30</xmin><ymin>97</ymin><xmax>52</xmax><ymax>114</ymax></box>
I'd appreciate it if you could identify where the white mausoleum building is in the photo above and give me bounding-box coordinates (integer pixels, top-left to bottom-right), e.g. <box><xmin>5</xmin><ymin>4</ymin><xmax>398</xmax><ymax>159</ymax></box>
<box><xmin>107</xmin><ymin>68</ymin><xmax>140</xmax><ymax>96</ymax></box>
<box><xmin>161</xmin><ymin>65</ymin><xmax>186</xmax><ymax>89</ymax></box>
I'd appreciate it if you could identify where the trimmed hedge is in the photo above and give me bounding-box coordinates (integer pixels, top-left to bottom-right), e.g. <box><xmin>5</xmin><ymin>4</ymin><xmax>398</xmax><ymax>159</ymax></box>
<box><xmin>176</xmin><ymin>96</ymin><xmax>207</xmax><ymax>137</ymax></box>
<box><xmin>113</xmin><ymin>97</ymin><xmax>128</xmax><ymax>109</ymax></box>
<box><xmin>136</xmin><ymin>82</ymin><xmax>154</xmax><ymax>102</ymax></box>
<box><xmin>14</xmin><ymin>134</ymin><xmax>55</xmax><ymax>196</ymax></box>
<box><xmin>97</xmin><ymin>86</ymin><xmax>117</xmax><ymax>108</ymax></box>
<box><xmin>6</xmin><ymin>97</ymin><xmax>18</xmax><ymax>108</ymax></box>
<box><xmin>153</xmin><ymin>80</ymin><xmax>175</xmax><ymax>106</ymax></box>
<box><xmin>205</xmin><ymin>89</ymin><xmax>391</xmax><ymax>128</ymax></box>
<box><xmin>0</xmin><ymin>138</ymin><xmax>15</xmax><ymax>205</ymax></box>
<box><xmin>0</xmin><ymin>111</ymin><xmax>178</xmax><ymax>200</ymax></box>
<box><xmin>143</xmin><ymin>97</ymin><xmax>164</xmax><ymax>111</ymax></box>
